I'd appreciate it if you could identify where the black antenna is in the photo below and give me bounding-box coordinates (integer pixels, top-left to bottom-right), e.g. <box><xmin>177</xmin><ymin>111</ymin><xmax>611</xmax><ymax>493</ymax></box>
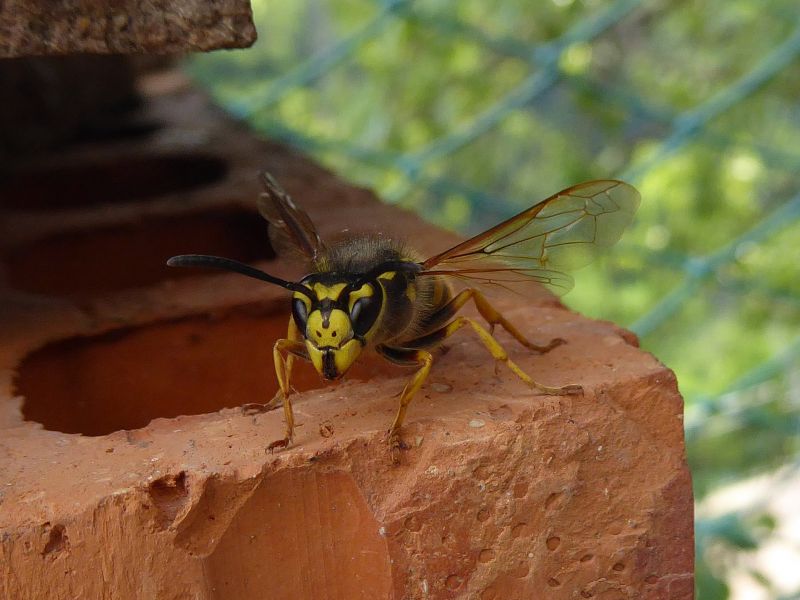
<box><xmin>166</xmin><ymin>255</ymin><xmax>312</xmax><ymax>297</ymax></box>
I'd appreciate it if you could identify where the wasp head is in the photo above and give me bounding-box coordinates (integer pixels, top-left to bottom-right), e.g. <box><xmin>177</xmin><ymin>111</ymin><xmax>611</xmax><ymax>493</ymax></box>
<box><xmin>292</xmin><ymin>277</ymin><xmax>382</xmax><ymax>380</ymax></box>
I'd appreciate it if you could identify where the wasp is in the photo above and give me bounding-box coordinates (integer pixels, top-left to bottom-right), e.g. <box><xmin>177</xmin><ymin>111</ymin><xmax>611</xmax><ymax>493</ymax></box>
<box><xmin>168</xmin><ymin>173</ymin><xmax>639</xmax><ymax>454</ymax></box>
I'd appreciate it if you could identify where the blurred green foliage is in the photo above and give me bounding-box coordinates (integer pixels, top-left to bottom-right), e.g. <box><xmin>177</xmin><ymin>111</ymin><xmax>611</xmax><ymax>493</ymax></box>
<box><xmin>190</xmin><ymin>0</ymin><xmax>800</xmax><ymax>596</ymax></box>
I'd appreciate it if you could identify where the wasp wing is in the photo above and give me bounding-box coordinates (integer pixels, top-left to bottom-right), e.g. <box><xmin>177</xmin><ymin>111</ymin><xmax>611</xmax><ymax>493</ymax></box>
<box><xmin>420</xmin><ymin>180</ymin><xmax>640</xmax><ymax>295</ymax></box>
<box><xmin>257</xmin><ymin>172</ymin><xmax>327</xmax><ymax>262</ymax></box>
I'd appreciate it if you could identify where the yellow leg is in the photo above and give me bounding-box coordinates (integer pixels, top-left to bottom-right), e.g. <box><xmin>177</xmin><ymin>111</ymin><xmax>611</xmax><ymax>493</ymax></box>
<box><xmin>271</xmin><ymin>326</ymin><xmax>308</xmax><ymax>448</ymax></box>
<box><xmin>376</xmin><ymin>346</ymin><xmax>433</xmax><ymax>459</ymax></box>
<box><xmin>447</xmin><ymin>288</ymin><xmax>564</xmax><ymax>352</ymax></box>
<box><xmin>453</xmin><ymin>316</ymin><xmax>580</xmax><ymax>394</ymax></box>
<box><xmin>270</xmin><ymin>317</ymin><xmax>303</xmax><ymax>399</ymax></box>
<box><xmin>281</xmin><ymin>316</ymin><xmax>302</xmax><ymax>391</ymax></box>
<box><xmin>400</xmin><ymin>315</ymin><xmax>581</xmax><ymax>396</ymax></box>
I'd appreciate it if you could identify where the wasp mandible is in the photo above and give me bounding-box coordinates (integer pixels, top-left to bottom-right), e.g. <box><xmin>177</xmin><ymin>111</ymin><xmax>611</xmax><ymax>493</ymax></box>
<box><xmin>168</xmin><ymin>174</ymin><xmax>640</xmax><ymax>453</ymax></box>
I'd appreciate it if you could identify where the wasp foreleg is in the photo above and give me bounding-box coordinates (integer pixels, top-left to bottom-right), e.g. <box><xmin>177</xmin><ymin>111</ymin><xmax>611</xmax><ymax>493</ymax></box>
<box><xmin>271</xmin><ymin>322</ymin><xmax>309</xmax><ymax>449</ymax></box>
<box><xmin>275</xmin><ymin>316</ymin><xmax>303</xmax><ymax>399</ymax></box>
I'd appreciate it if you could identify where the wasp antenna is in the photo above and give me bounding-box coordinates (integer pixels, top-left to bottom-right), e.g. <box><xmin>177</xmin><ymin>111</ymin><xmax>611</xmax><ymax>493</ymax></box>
<box><xmin>166</xmin><ymin>254</ymin><xmax>311</xmax><ymax>296</ymax></box>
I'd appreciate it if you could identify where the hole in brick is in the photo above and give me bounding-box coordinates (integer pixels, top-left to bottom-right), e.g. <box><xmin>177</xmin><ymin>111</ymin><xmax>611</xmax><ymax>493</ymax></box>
<box><xmin>512</xmin><ymin>481</ymin><xmax>528</xmax><ymax>498</ymax></box>
<box><xmin>509</xmin><ymin>562</ymin><xmax>529</xmax><ymax>578</ymax></box>
<box><xmin>445</xmin><ymin>575</ymin><xmax>463</xmax><ymax>591</ymax></box>
<box><xmin>478</xmin><ymin>549</ymin><xmax>496</xmax><ymax>563</ymax></box>
<box><xmin>148</xmin><ymin>471</ymin><xmax>189</xmax><ymax>529</ymax></box>
<box><xmin>545</xmin><ymin>491</ymin><xmax>562</xmax><ymax>509</ymax></box>
<box><xmin>42</xmin><ymin>523</ymin><xmax>68</xmax><ymax>556</ymax></box>
<box><xmin>0</xmin><ymin>153</ymin><xmax>227</xmax><ymax>210</ymax></box>
<box><xmin>3</xmin><ymin>209</ymin><xmax>272</xmax><ymax>295</ymax></box>
<box><xmin>510</xmin><ymin>522</ymin><xmax>529</xmax><ymax>538</ymax></box>
<box><xmin>17</xmin><ymin>309</ymin><xmax>397</xmax><ymax>436</ymax></box>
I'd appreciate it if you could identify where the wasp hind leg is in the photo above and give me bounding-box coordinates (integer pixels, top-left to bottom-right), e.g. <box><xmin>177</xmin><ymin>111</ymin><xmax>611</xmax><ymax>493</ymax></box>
<box><xmin>268</xmin><ymin>317</ymin><xmax>309</xmax><ymax>451</ymax></box>
<box><xmin>441</xmin><ymin>288</ymin><xmax>564</xmax><ymax>353</ymax></box>
<box><xmin>403</xmin><ymin>314</ymin><xmax>582</xmax><ymax>395</ymax></box>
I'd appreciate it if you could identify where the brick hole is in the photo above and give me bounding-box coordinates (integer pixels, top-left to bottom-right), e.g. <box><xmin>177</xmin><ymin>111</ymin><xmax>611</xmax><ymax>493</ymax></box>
<box><xmin>544</xmin><ymin>491</ymin><xmax>562</xmax><ymax>509</ymax></box>
<box><xmin>509</xmin><ymin>562</ymin><xmax>529</xmax><ymax>578</ymax></box>
<box><xmin>0</xmin><ymin>153</ymin><xmax>227</xmax><ymax>210</ymax></box>
<box><xmin>3</xmin><ymin>209</ymin><xmax>272</xmax><ymax>295</ymax></box>
<box><xmin>478</xmin><ymin>548</ymin><xmax>496</xmax><ymax>563</ymax></box>
<box><xmin>41</xmin><ymin>524</ymin><xmax>68</xmax><ymax>556</ymax></box>
<box><xmin>17</xmin><ymin>309</ymin><xmax>397</xmax><ymax>436</ymax></box>
<box><xmin>445</xmin><ymin>575</ymin><xmax>463</xmax><ymax>590</ymax></box>
<box><xmin>148</xmin><ymin>471</ymin><xmax>189</xmax><ymax>529</ymax></box>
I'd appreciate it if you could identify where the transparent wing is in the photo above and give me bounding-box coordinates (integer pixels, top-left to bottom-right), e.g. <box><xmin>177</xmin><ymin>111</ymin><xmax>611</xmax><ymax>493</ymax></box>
<box><xmin>257</xmin><ymin>172</ymin><xmax>327</xmax><ymax>262</ymax></box>
<box><xmin>420</xmin><ymin>180</ymin><xmax>640</xmax><ymax>296</ymax></box>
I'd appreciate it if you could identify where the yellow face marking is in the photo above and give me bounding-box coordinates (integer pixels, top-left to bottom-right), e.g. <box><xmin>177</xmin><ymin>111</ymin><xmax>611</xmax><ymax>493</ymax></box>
<box><xmin>333</xmin><ymin>339</ymin><xmax>362</xmax><ymax>376</ymax></box>
<box><xmin>378</xmin><ymin>271</ymin><xmax>397</xmax><ymax>281</ymax></box>
<box><xmin>306</xmin><ymin>342</ymin><xmax>324</xmax><ymax>374</ymax></box>
<box><xmin>304</xmin><ymin>338</ymin><xmax>362</xmax><ymax>380</ymax></box>
<box><xmin>312</xmin><ymin>282</ymin><xmax>348</xmax><ymax>301</ymax></box>
<box><xmin>306</xmin><ymin>308</ymin><xmax>352</xmax><ymax>348</ymax></box>
<box><xmin>347</xmin><ymin>282</ymin><xmax>374</xmax><ymax>311</ymax></box>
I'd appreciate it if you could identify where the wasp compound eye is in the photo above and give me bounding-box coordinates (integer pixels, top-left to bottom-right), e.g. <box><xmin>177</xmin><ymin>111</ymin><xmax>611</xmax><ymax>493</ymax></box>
<box><xmin>292</xmin><ymin>297</ymin><xmax>308</xmax><ymax>328</ymax></box>
<box><xmin>348</xmin><ymin>280</ymin><xmax>383</xmax><ymax>338</ymax></box>
<box><xmin>350</xmin><ymin>297</ymin><xmax>365</xmax><ymax>323</ymax></box>
<box><xmin>350</xmin><ymin>296</ymin><xmax>381</xmax><ymax>337</ymax></box>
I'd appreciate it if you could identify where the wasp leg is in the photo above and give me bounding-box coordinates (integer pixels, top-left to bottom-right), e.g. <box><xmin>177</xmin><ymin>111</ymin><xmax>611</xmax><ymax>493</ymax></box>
<box><xmin>433</xmin><ymin>288</ymin><xmax>564</xmax><ymax>353</ymax></box>
<box><xmin>243</xmin><ymin>320</ymin><xmax>303</xmax><ymax>416</ymax></box>
<box><xmin>401</xmin><ymin>316</ymin><xmax>582</xmax><ymax>396</ymax></box>
<box><xmin>272</xmin><ymin>330</ymin><xmax>309</xmax><ymax>449</ymax></box>
<box><xmin>270</xmin><ymin>316</ymin><xmax>303</xmax><ymax>404</ymax></box>
<box><xmin>376</xmin><ymin>345</ymin><xmax>434</xmax><ymax>458</ymax></box>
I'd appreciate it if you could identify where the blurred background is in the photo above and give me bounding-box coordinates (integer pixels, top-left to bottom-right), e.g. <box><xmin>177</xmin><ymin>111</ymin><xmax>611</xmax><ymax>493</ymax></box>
<box><xmin>188</xmin><ymin>1</ymin><xmax>800</xmax><ymax>598</ymax></box>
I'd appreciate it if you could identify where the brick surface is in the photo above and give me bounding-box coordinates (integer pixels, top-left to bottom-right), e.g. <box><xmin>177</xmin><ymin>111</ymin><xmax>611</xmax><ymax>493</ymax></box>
<box><xmin>0</xmin><ymin>73</ymin><xmax>694</xmax><ymax>599</ymax></box>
